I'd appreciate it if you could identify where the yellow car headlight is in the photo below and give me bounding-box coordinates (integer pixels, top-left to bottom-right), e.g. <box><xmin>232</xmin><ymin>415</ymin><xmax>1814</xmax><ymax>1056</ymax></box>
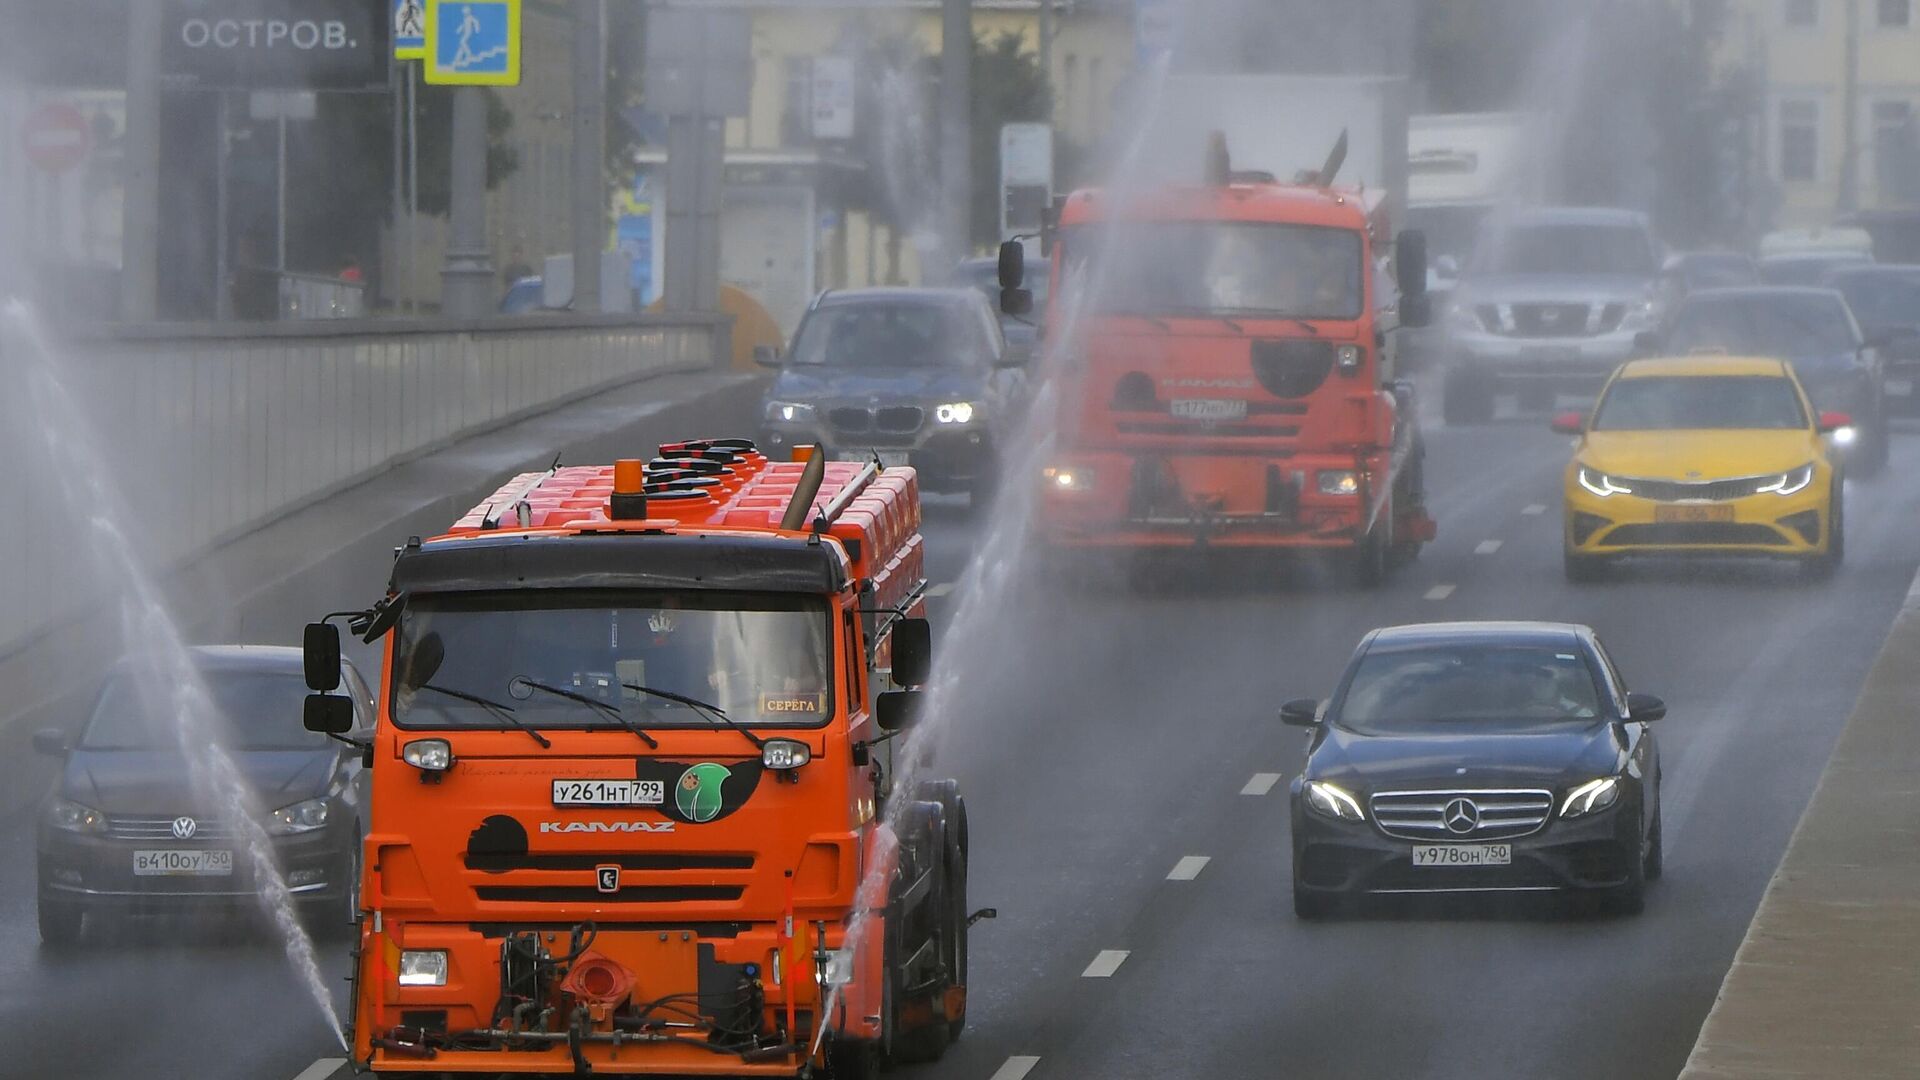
<box><xmin>1754</xmin><ymin>463</ymin><xmax>1816</xmax><ymax>497</ymax></box>
<box><xmin>1576</xmin><ymin>466</ymin><xmax>1633</xmax><ymax>498</ymax></box>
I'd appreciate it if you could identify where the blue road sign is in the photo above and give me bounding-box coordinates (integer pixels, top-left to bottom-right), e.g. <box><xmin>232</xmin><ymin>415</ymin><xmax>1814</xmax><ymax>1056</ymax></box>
<box><xmin>394</xmin><ymin>0</ymin><xmax>426</xmax><ymax>58</ymax></box>
<box><xmin>423</xmin><ymin>0</ymin><xmax>520</xmax><ymax>85</ymax></box>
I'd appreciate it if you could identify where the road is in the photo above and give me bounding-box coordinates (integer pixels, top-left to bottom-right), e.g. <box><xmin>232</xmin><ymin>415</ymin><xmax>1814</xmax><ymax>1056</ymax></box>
<box><xmin>5</xmin><ymin>400</ymin><xmax>1918</xmax><ymax>1080</ymax></box>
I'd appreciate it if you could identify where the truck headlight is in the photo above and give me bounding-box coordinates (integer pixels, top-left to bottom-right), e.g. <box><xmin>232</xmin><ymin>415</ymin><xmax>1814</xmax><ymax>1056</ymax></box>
<box><xmin>1318</xmin><ymin>470</ymin><xmax>1360</xmax><ymax>496</ymax></box>
<box><xmin>935</xmin><ymin>402</ymin><xmax>977</xmax><ymax>424</ymax></box>
<box><xmin>765</xmin><ymin>401</ymin><xmax>815</xmax><ymax>423</ymax></box>
<box><xmin>1336</xmin><ymin>344</ymin><xmax>1362</xmax><ymax>373</ymax></box>
<box><xmin>761</xmin><ymin>738</ymin><xmax>811</xmax><ymax>770</ymax></box>
<box><xmin>1576</xmin><ymin>466</ymin><xmax>1634</xmax><ymax>498</ymax></box>
<box><xmin>1755</xmin><ymin>463</ymin><xmax>1815</xmax><ymax>496</ymax></box>
<box><xmin>402</xmin><ymin>738</ymin><xmax>454</xmax><ymax>772</ymax></box>
<box><xmin>398</xmin><ymin>949</ymin><xmax>449</xmax><ymax>987</ymax></box>
<box><xmin>46</xmin><ymin>797</ymin><xmax>107</xmax><ymax>835</ymax></box>
<box><xmin>266</xmin><ymin>797</ymin><xmax>331</xmax><ymax>836</ymax></box>
<box><xmin>1304</xmin><ymin>780</ymin><xmax>1365</xmax><ymax>822</ymax></box>
<box><xmin>1043</xmin><ymin>465</ymin><xmax>1094</xmax><ymax>491</ymax></box>
<box><xmin>1560</xmin><ymin>777</ymin><xmax>1620</xmax><ymax>818</ymax></box>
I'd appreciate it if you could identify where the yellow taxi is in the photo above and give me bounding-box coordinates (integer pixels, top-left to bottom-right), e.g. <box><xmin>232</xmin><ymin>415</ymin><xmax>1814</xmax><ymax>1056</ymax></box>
<box><xmin>1555</xmin><ymin>356</ymin><xmax>1849</xmax><ymax>581</ymax></box>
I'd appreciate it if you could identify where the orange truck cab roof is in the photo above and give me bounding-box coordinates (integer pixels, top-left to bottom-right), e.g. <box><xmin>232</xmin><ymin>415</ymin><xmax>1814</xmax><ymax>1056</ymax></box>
<box><xmin>1056</xmin><ymin>179</ymin><xmax>1377</xmax><ymax>232</ymax></box>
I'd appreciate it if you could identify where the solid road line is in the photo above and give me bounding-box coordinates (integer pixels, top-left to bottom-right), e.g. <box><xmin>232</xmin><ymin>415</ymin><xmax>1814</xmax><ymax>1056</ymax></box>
<box><xmin>1424</xmin><ymin>584</ymin><xmax>1457</xmax><ymax>600</ymax></box>
<box><xmin>1082</xmin><ymin>950</ymin><xmax>1130</xmax><ymax>978</ymax></box>
<box><xmin>290</xmin><ymin>1060</ymin><xmax>346</xmax><ymax>1080</ymax></box>
<box><xmin>1523</xmin><ymin>503</ymin><xmax>1548</xmax><ymax>515</ymax></box>
<box><xmin>1167</xmin><ymin>855</ymin><xmax>1211</xmax><ymax>880</ymax></box>
<box><xmin>1474</xmin><ymin>539</ymin><xmax>1503</xmax><ymax>555</ymax></box>
<box><xmin>1240</xmin><ymin>773</ymin><xmax>1281</xmax><ymax>796</ymax></box>
<box><xmin>989</xmin><ymin>1056</ymin><xmax>1043</xmax><ymax>1080</ymax></box>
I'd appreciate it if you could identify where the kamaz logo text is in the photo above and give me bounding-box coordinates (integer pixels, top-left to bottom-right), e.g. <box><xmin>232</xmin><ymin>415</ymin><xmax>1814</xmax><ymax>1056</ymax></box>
<box><xmin>540</xmin><ymin>821</ymin><xmax>675</xmax><ymax>834</ymax></box>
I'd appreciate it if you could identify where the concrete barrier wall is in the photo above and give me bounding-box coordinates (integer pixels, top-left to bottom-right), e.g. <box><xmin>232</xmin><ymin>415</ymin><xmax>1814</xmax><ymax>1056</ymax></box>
<box><xmin>0</xmin><ymin>313</ymin><xmax>724</xmax><ymax>659</ymax></box>
<box><xmin>1678</xmin><ymin>573</ymin><xmax>1920</xmax><ymax>1079</ymax></box>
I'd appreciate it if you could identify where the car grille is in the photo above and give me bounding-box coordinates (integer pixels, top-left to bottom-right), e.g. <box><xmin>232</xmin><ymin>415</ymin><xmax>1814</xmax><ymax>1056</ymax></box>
<box><xmin>106</xmin><ymin>815</ymin><xmax>236</xmax><ymax>842</ymax></box>
<box><xmin>1512</xmin><ymin>303</ymin><xmax>1597</xmax><ymax>338</ymax></box>
<box><xmin>1604</xmin><ymin>523</ymin><xmax>1789</xmax><ymax>546</ymax></box>
<box><xmin>828</xmin><ymin>405</ymin><xmax>924</xmax><ymax>438</ymax></box>
<box><xmin>1615</xmin><ymin>475</ymin><xmax>1768</xmax><ymax>502</ymax></box>
<box><xmin>1369</xmin><ymin>789</ymin><xmax>1554</xmax><ymax>841</ymax></box>
<box><xmin>828</xmin><ymin>407</ymin><xmax>873</xmax><ymax>433</ymax></box>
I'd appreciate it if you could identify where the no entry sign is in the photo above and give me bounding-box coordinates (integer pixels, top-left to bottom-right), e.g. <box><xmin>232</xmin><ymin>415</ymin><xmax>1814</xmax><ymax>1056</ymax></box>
<box><xmin>21</xmin><ymin>102</ymin><xmax>90</xmax><ymax>174</ymax></box>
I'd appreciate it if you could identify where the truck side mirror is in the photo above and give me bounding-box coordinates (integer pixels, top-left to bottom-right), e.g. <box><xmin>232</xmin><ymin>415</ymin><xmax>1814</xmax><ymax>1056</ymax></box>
<box><xmin>1396</xmin><ymin>229</ymin><xmax>1429</xmax><ymax>300</ymax></box>
<box><xmin>875</xmin><ymin>690</ymin><xmax>923</xmax><ymax>732</ymax></box>
<box><xmin>997</xmin><ymin>239</ymin><xmax>1025</xmax><ymax>290</ymax></box>
<box><xmin>303</xmin><ymin>694</ymin><xmax>355</xmax><ymax>735</ymax></box>
<box><xmin>890</xmin><ymin>617</ymin><xmax>932</xmax><ymax>687</ymax></box>
<box><xmin>303</xmin><ymin>622</ymin><xmax>342</xmax><ymax>692</ymax></box>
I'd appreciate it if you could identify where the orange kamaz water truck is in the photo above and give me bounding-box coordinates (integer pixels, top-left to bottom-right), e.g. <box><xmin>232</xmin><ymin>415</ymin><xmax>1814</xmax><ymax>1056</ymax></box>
<box><xmin>300</xmin><ymin>439</ymin><xmax>977</xmax><ymax>1076</ymax></box>
<box><xmin>1000</xmin><ymin>135</ymin><xmax>1437</xmax><ymax>582</ymax></box>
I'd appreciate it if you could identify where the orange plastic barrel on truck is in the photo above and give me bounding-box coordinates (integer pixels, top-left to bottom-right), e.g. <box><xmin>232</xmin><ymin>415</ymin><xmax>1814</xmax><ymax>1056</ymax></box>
<box><xmin>299</xmin><ymin>438</ymin><xmax>978</xmax><ymax>1076</ymax></box>
<box><xmin>1002</xmin><ymin>134</ymin><xmax>1437</xmax><ymax>583</ymax></box>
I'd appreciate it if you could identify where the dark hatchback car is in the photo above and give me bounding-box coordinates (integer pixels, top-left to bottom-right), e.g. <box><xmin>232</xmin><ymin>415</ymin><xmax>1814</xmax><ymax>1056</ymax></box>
<box><xmin>1825</xmin><ymin>263</ymin><xmax>1920</xmax><ymax>413</ymax></box>
<box><xmin>34</xmin><ymin>646</ymin><xmax>373</xmax><ymax>946</ymax></box>
<box><xmin>1286</xmin><ymin>622</ymin><xmax>1664</xmax><ymax>918</ymax></box>
<box><xmin>758</xmin><ymin>287</ymin><xmax>1030</xmax><ymax>501</ymax></box>
<box><xmin>1652</xmin><ymin>286</ymin><xmax>1892</xmax><ymax>474</ymax></box>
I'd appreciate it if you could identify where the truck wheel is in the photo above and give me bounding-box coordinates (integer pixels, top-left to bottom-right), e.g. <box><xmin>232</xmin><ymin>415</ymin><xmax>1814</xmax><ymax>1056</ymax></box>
<box><xmin>1442</xmin><ymin>369</ymin><xmax>1494</xmax><ymax>425</ymax></box>
<box><xmin>37</xmin><ymin>899</ymin><xmax>83</xmax><ymax>948</ymax></box>
<box><xmin>944</xmin><ymin>810</ymin><xmax>970</xmax><ymax>1042</ymax></box>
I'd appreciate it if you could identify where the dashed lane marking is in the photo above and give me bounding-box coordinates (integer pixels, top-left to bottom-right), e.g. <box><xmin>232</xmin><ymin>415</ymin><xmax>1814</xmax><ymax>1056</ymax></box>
<box><xmin>1523</xmin><ymin>503</ymin><xmax>1548</xmax><ymax>516</ymax></box>
<box><xmin>1241</xmin><ymin>773</ymin><xmax>1282</xmax><ymax>796</ymax></box>
<box><xmin>1167</xmin><ymin>855</ymin><xmax>1211</xmax><ymax>880</ymax></box>
<box><xmin>926</xmin><ymin>582</ymin><xmax>957</xmax><ymax>598</ymax></box>
<box><xmin>290</xmin><ymin>1061</ymin><xmax>346</xmax><ymax>1080</ymax></box>
<box><xmin>1424</xmin><ymin>584</ymin><xmax>1457</xmax><ymax>600</ymax></box>
<box><xmin>1082</xmin><ymin>950</ymin><xmax>1130</xmax><ymax>978</ymax></box>
<box><xmin>990</xmin><ymin>1057</ymin><xmax>1042</xmax><ymax>1080</ymax></box>
<box><xmin>1474</xmin><ymin>540</ymin><xmax>1503</xmax><ymax>555</ymax></box>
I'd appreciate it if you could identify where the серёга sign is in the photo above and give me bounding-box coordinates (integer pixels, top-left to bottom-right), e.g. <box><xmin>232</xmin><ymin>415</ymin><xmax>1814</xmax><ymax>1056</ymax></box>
<box><xmin>162</xmin><ymin>0</ymin><xmax>391</xmax><ymax>92</ymax></box>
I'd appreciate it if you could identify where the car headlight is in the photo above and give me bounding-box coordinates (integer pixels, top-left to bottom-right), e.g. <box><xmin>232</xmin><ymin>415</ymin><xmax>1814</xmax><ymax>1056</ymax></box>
<box><xmin>1042</xmin><ymin>465</ymin><xmax>1094</xmax><ymax>491</ymax></box>
<box><xmin>1621</xmin><ymin>297</ymin><xmax>1661</xmax><ymax>330</ymax></box>
<box><xmin>46</xmin><ymin>797</ymin><xmax>107</xmax><ymax>835</ymax></box>
<box><xmin>1830</xmin><ymin>425</ymin><xmax>1857</xmax><ymax>447</ymax></box>
<box><xmin>1318</xmin><ymin>470</ymin><xmax>1360</xmax><ymax>496</ymax></box>
<box><xmin>934</xmin><ymin>402</ymin><xmax>977</xmax><ymax>424</ymax></box>
<box><xmin>1754</xmin><ymin>463</ymin><xmax>1816</xmax><ymax>496</ymax></box>
<box><xmin>1576</xmin><ymin>466</ymin><xmax>1634</xmax><ymax>498</ymax></box>
<box><xmin>398</xmin><ymin>949</ymin><xmax>449</xmax><ymax>987</ymax></box>
<box><xmin>266</xmin><ymin>797</ymin><xmax>331</xmax><ymax>836</ymax></box>
<box><xmin>764</xmin><ymin>401</ymin><xmax>815</xmax><ymax>423</ymax></box>
<box><xmin>1304</xmin><ymin>780</ymin><xmax>1365</xmax><ymax>822</ymax></box>
<box><xmin>1560</xmin><ymin>777</ymin><xmax>1620</xmax><ymax>818</ymax></box>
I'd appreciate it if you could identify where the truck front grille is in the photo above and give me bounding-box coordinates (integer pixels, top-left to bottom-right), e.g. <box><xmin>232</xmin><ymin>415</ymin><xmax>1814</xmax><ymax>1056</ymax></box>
<box><xmin>475</xmin><ymin>885</ymin><xmax>745</xmax><ymax>904</ymax></box>
<box><xmin>1369</xmin><ymin>789</ymin><xmax>1554</xmax><ymax>841</ymax></box>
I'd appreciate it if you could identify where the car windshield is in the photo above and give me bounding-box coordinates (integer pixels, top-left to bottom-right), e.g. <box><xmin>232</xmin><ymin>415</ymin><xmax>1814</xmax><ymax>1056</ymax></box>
<box><xmin>1665</xmin><ymin>295</ymin><xmax>1856</xmax><ymax>358</ymax></box>
<box><xmin>1337</xmin><ymin>643</ymin><xmax>1605</xmax><ymax>734</ymax></box>
<box><xmin>390</xmin><ymin>591</ymin><xmax>834</xmax><ymax>730</ymax></box>
<box><xmin>1759</xmin><ymin>255</ymin><xmax>1869</xmax><ymax>286</ymax></box>
<box><xmin>1059</xmin><ymin>222</ymin><xmax>1364</xmax><ymax>319</ymax></box>
<box><xmin>1831</xmin><ymin>270</ymin><xmax>1920</xmax><ymax>329</ymax></box>
<box><xmin>1592</xmin><ymin>375</ymin><xmax>1807</xmax><ymax>430</ymax></box>
<box><xmin>1674</xmin><ymin>254</ymin><xmax>1757</xmax><ymax>289</ymax></box>
<box><xmin>81</xmin><ymin>669</ymin><xmax>325</xmax><ymax>751</ymax></box>
<box><xmin>1473</xmin><ymin>223</ymin><xmax>1655</xmax><ymax>276</ymax></box>
<box><xmin>788</xmin><ymin>300</ymin><xmax>986</xmax><ymax>369</ymax></box>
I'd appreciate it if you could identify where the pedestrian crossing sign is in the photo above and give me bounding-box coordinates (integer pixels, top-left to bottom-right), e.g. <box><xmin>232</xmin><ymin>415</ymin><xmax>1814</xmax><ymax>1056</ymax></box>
<box><xmin>423</xmin><ymin>0</ymin><xmax>521</xmax><ymax>86</ymax></box>
<box><xmin>394</xmin><ymin>0</ymin><xmax>427</xmax><ymax>58</ymax></box>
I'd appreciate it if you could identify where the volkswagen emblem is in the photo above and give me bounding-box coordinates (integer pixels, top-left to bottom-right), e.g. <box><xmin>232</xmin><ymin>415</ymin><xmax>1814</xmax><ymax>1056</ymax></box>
<box><xmin>171</xmin><ymin>816</ymin><xmax>199</xmax><ymax>840</ymax></box>
<box><xmin>1442</xmin><ymin>798</ymin><xmax>1480</xmax><ymax>835</ymax></box>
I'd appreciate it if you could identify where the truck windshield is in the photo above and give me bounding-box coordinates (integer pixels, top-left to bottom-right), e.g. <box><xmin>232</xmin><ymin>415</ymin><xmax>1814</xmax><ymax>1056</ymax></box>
<box><xmin>1059</xmin><ymin>222</ymin><xmax>1364</xmax><ymax>319</ymax></box>
<box><xmin>390</xmin><ymin>591</ymin><xmax>835</xmax><ymax>731</ymax></box>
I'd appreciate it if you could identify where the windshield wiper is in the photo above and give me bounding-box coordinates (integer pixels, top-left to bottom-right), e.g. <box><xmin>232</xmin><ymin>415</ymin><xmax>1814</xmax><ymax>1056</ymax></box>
<box><xmin>621</xmin><ymin>682</ymin><xmax>764</xmax><ymax>750</ymax></box>
<box><xmin>416</xmin><ymin>683</ymin><xmax>550</xmax><ymax>748</ymax></box>
<box><xmin>510</xmin><ymin>676</ymin><xmax>658</xmax><ymax>748</ymax></box>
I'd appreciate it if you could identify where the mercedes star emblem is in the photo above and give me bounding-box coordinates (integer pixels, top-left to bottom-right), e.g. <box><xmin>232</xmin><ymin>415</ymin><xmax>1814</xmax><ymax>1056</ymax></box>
<box><xmin>171</xmin><ymin>816</ymin><xmax>199</xmax><ymax>840</ymax></box>
<box><xmin>1442</xmin><ymin>798</ymin><xmax>1480</xmax><ymax>835</ymax></box>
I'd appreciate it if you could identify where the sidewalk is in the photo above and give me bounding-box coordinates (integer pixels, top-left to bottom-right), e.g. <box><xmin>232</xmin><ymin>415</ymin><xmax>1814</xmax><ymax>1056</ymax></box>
<box><xmin>0</xmin><ymin>369</ymin><xmax>763</xmax><ymax>820</ymax></box>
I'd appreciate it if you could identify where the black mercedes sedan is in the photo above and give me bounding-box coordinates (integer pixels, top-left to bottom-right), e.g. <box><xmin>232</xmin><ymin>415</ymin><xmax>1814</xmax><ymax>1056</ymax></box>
<box><xmin>1286</xmin><ymin>622</ymin><xmax>1664</xmax><ymax>917</ymax></box>
<box><xmin>33</xmin><ymin>646</ymin><xmax>373</xmax><ymax>946</ymax></box>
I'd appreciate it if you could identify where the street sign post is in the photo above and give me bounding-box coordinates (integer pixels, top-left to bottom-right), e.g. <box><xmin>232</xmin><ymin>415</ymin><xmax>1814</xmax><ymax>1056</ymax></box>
<box><xmin>21</xmin><ymin>102</ymin><xmax>91</xmax><ymax>174</ymax></box>
<box><xmin>394</xmin><ymin>0</ymin><xmax>425</xmax><ymax>59</ymax></box>
<box><xmin>423</xmin><ymin>0</ymin><xmax>521</xmax><ymax>86</ymax></box>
